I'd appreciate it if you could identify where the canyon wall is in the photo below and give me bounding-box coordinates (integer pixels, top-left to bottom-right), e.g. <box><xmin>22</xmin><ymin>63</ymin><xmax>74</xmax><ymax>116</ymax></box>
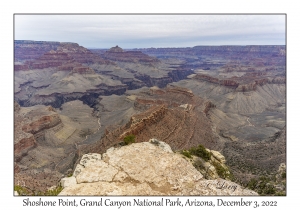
<box><xmin>194</xmin><ymin>73</ymin><xmax>286</xmax><ymax>92</ymax></box>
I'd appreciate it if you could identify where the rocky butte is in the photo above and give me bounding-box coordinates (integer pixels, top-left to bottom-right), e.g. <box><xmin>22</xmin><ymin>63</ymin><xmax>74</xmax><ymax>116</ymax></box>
<box><xmin>102</xmin><ymin>45</ymin><xmax>159</xmax><ymax>63</ymax></box>
<box><xmin>59</xmin><ymin>139</ymin><xmax>257</xmax><ymax>196</ymax></box>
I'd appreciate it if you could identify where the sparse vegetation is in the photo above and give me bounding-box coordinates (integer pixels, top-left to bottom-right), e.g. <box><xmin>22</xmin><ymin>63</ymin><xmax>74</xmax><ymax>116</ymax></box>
<box><xmin>211</xmin><ymin>161</ymin><xmax>234</xmax><ymax>181</ymax></box>
<box><xmin>14</xmin><ymin>185</ymin><xmax>29</xmax><ymax>195</ymax></box>
<box><xmin>245</xmin><ymin>166</ymin><xmax>286</xmax><ymax>196</ymax></box>
<box><xmin>14</xmin><ymin>184</ymin><xmax>63</xmax><ymax>196</ymax></box>
<box><xmin>189</xmin><ymin>145</ymin><xmax>211</xmax><ymax>161</ymax></box>
<box><xmin>179</xmin><ymin>144</ymin><xmax>211</xmax><ymax>161</ymax></box>
<box><xmin>40</xmin><ymin>185</ymin><xmax>63</xmax><ymax>196</ymax></box>
<box><xmin>246</xmin><ymin>176</ymin><xmax>277</xmax><ymax>195</ymax></box>
<box><xmin>181</xmin><ymin>150</ymin><xmax>192</xmax><ymax>159</ymax></box>
<box><xmin>149</xmin><ymin>139</ymin><xmax>160</xmax><ymax>146</ymax></box>
<box><xmin>124</xmin><ymin>134</ymin><xmax>135</xmax><ymax>145</ymax></box>
<box><xmin>180</xmin><ymin>144</ymin><xmax>235</xmax><ymax>181</ymax></box>
<box><xmin>275</xmin><ymin>191</ymin><xmax>286</xmax><ymax>196</ymax></box>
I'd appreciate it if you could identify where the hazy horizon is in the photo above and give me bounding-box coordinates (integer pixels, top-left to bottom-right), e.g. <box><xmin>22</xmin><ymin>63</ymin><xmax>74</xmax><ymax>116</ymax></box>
<box><xmin>14</xmin><ymin>39</ymin><xmax>286</xmax><ymax>50</ymax></box>
<box><xmin>14</xmin><ymin>14</ymin><xmax>285</xmax><ymax>48</ymax></box>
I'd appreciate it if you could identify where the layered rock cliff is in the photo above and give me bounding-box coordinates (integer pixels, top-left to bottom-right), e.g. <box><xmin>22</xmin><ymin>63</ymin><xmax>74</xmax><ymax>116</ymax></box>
<box><xmin>140</xmin><ymin>45</ymin><xmax>285</xmax><ymax>58</ymax></box>
<box><xmin>59</xmin><ymin>140</ymin><xmax>257</xmax><ymax>196</ymax></box>
<box><xmin>14</xmin><ymin>103</ymin><xmax>61</xmax><ymax>160</ymax></box>
<box><xmin>14</xmin><ymin>41</ymin><xmax>112</xmax><ymax>71</ymax></box>
<box><xmin>78</xmin><ymin>86</ymin><xmax>220</xmax><ymax>158</ymax></box>
<box><xmin>14</xmin><ymin>40</ymin><xmax>60</xmax><ymax>61</ymax></box>
<box><xmin>194</xmin><ymin>73</ymin><xmax>285</xmax><ymax>92</ymax></box>
<box><xmin>14</xmin><ymin>101</ymin><xmax>101</xmax><ymax>194</ymax></box>
<box><xmin>14</xmin><ymin>41</ymin><xmax>194</xmax><ymax>108</ymax></box>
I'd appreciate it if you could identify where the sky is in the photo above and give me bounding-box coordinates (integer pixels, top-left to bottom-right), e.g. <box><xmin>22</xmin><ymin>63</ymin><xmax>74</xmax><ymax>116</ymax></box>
<box><xmin>14</xmin><ymin>14</ymin><xmax>286</xmax><ymax>49</ymax></box>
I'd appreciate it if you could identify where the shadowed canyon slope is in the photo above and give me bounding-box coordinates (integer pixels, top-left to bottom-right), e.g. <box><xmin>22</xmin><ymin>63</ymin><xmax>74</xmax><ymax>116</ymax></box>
<box><xmin>14</xmin><ymin>41</ymin><xmax>286</xmax><ymax>195</ymax></box>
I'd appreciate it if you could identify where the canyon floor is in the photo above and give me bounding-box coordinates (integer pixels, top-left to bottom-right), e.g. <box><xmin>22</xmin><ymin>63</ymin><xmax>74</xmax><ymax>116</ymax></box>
<box><xmin>14</xmin><ymin>42</ymin><xmax>286</xmax><ymax>195</ymax></box>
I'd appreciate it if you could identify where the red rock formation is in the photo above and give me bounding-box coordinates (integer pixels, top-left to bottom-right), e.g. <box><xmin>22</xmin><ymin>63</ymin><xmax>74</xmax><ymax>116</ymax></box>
<box><xmin>194</xmin><ymin>74</ymin><xmax>220</xmax><ymax>84</ymax></box>
<box><xmin>14</xmin><ymin>40</ymin><xmax>60</xmax><ymax>61</ymax></box>
<box><xmin>14</xmin><ymin>102</ymin><xmax>36</xmax><ymax>159</ymax></box>
<box><xmin>119</xmin><ymin>105</ymin><xmax>168</xmax><ymax>139</ymax></box>
<box><xmin>58</xmin><ymin>43</ymin><xmax>111</xmax><ymax>64</ymax></box>
<box><xmin>236</xmin><ymin>77</ymin><xmax>285</xmax><ymax>92</ymax></box>
<box><xmin>22</xmin><ymin>114</ymin><xmax>61</xmax><ymax>134</ymax></box>
<box><xmin>166</xmin><ymin>86</ymin><xmax>194</xmax><ymax>97</ymax></box>
<box><xmin>14</xmin><ymin>64</ymin><xmax>29</xmax><ymax>71</ymax></box>
<box><xmin>14</xmin><ymin>135</ymin><xmax>36</xmax><ymax>155</ymax></box>
<box><xmin>15</xmin><ymin>41</ymin><xmax>112</xmax><ymax>71</ymax></box>
<box><xmin>194</xmin><ymin>74</ymin><xmax>239</xmax><ymax>88</ymax></box>
<box><xmin>31</xmin><ymin>61</ymin><xmax>63</xmax><ymax>69</ymax></box>
<box><xmin>26</xmin><ymin>51</ymin><xmax>73</xmax><ymax>69</ymax></box>
<box><xmin>194</xmin><ymin>72</ymin><xmax>285</xmax><ymax>92</ymax></box>
<box><xmin>103</xmin><ymin>46</ymin><xmax>159</xmax><ymax>63</ymax></box>
<box><xmin>79</xmin><ymin>87</ymin><xmax>219</xmax><ymax>157</ymax></box>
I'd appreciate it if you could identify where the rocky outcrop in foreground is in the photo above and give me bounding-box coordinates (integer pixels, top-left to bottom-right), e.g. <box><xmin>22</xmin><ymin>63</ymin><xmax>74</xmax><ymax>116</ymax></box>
<box><xmin>59</xmin><ymin>140</ymin><xmax>257</xmax><ymax>196</ymax></box>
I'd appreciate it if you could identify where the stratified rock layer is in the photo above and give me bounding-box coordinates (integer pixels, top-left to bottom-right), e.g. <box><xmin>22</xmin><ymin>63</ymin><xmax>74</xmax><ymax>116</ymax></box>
<box><xmin>59</xmin><ymin>140</ymin><xmax>257</xmax><ymax>196</ymax></box>
<box><xmin>14</xmin><ymin>101</ymin><xmax>100</xmax><ymax>193</ymax></box>
<box><xmin>103</xmin><ymin>45</ymin><xmax>159</xmax><ymax>63</ymax></box>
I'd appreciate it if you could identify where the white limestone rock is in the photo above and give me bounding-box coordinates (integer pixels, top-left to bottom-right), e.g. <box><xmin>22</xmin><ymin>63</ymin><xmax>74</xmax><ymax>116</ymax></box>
<box><xmin>61</xmin><ymin>177</ymin><xmax>77</xmax><ymax>188</ymax></box>
<box><xmin>59</xmin><ymin>140</ymin><xmax>257</xmax><ymax>196</ymax></box>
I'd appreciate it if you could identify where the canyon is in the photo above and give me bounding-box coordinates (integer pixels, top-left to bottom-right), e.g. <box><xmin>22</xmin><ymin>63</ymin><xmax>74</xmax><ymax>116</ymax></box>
<box><xmin>14</xmin><ymin>41</ymin><xmax>286</xmax><ymax>196</ymax></box>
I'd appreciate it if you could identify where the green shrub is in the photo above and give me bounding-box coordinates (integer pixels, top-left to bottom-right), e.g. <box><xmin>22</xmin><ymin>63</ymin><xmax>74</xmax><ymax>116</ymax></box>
<box><xmin>14</xmin><ymin>185</ymin><xmax>28</xmax><ymax>195</ymax></box>
<box><xmin>124</xmin><ymin>134</ymin><xmax>135</xmax><ymax>145</ymax></box>
<box><xmin>189</xmin><ymin>145</ymin><xmax>211</xmax><ymax>161</ymax></box>
<box><xmin>181</xmin><ymin>150</ymin><xmax>192</xmax><ymax>158</ymax></box>
<box><xmin>263</xmin><ymin>185</ymin><xmax>276</xmax><ymax>195</ymax></box>
<box><xmin>247</xmin><ymin>178</ymin><xmax>258</xmax><ymax>190</ymax></box>
<box><xmin>275</xmin><ymin>192</ymin><xmax>286</xmax><ymax>196</ymax></box>
<box><xmin>14</xmin><ymin>184</ymin><xmax>63</xmax><ymax>196</ymax></box>
<box><xmin>246</xmin><ymin>176</ymin><xmax>277</xmax><ymax>195</ymax></box>
<box><xmin>211</xmin><ymin>161</ymin><xmax>234</xmax><ymax>180</ymax></box>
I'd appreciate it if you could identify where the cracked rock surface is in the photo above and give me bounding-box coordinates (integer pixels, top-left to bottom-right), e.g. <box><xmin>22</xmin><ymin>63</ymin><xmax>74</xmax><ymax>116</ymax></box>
<box><xmin>59</xmin><ymin>140</ymin><xmax>257</xmax><ymax>195</ymax></box>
